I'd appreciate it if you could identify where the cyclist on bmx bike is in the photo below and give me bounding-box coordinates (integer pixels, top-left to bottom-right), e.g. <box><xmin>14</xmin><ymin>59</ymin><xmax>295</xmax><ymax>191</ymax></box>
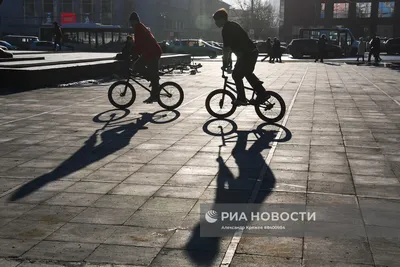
<box><xmin>205</xmin><ymin>8</ymin><xmax>286</xmax><ymax>123</ymax></box>
<box><xmin>129</xmin><ymin>12</ymin><xmax>162</xmax><ymax>104</ymax></box>
<box><xmin>213</xmin><ymin>8</ymin><xmax>269</xmax><ymax>106</ymax></box>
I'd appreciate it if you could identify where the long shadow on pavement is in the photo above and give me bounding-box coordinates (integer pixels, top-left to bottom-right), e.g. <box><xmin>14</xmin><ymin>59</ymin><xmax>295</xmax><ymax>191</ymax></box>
<box><xmin>185</xmin><ymin>119</ymin><xmax>292</xmax><ymax>266</ymax></box>
<box><xmin>9</xmin><ymin>109</ymin><xmax>180</xmax><ymax>201</ymax></box>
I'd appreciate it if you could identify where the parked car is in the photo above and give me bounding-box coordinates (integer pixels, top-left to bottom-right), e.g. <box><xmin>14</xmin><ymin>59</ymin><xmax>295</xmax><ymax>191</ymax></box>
<box><xmin>255</xmin><ymin>40</ymin><xmax>287</xmax><ymax>54</ymax></box>
<box><xmin>29</xmin><ymin>41</ymin><xmax>74</xmax><ymax>51</ymax></box>
<box><xmin>385</xmin><ymin>37</ymin><xmax>400</xmax><ymax>55</ymax></box>
<box><xmin>207</xmin><ymin>41</ymin><xmax>223</xmax><ymax>49</ymax></box>
<box><xmin>287</xmin><ymin>38</ymin><xmax>342</xmax><ymax>59</ymax></box>
<box><xmin>167</xmin><ymin>39</ymin><xmax>222</xmax><ymax>58</ymax></box>
<box><xmin>0</xmin><ymin>40</ymin><xmax>18</xmax><ymax>50</ymax></box>
<box><xmin>2</xmin><ymin>35</ymin><xmax>39</xmax><ymax>50</ymax></box>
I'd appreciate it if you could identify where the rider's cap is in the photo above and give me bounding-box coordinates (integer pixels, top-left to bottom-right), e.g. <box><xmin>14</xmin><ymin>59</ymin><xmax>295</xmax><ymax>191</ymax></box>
<box><xmin>129</xmin><ymin>12</ymin><xmax>140</xmax><ymax>22</ymax></box>
<box><xmin>213</xmin><ymin>8</ymin><xmax>228</xmax><ymax>20</ymax></box>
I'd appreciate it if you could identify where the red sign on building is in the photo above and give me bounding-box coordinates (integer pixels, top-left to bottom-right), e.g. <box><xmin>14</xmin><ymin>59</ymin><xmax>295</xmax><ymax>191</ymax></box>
<box><xmin>60</xmin><ymin>13</ymin><xmax>76</xmax><ymax>24</ymax></box>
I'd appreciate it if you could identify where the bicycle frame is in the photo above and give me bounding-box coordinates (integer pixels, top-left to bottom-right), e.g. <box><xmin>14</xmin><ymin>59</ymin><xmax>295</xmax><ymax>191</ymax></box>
<box><xmin>221</xmin><ymin>70</ymin><xmax>257</xmax><ymax>103</ymax></box>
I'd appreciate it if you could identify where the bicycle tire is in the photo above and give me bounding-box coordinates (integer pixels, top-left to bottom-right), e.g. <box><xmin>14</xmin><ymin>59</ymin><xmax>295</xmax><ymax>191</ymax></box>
<box><xmin>108</xmin><ymin>81</ymin><xmax>136</xmax><ymax>109</ymax></box>
<box><xmin>205</xmin><ymin>89</ymin><xmax>237</xmax><ymax>119</ymax></box>
<box><xmin>254</xmin><ymin>91</ymin><xmax>286</xmax><ymax>123</ymax></box>
<box><xmin>158</xmin><ymin>81</ymin><xmax>184</xmax><ymax>110</ymax></box>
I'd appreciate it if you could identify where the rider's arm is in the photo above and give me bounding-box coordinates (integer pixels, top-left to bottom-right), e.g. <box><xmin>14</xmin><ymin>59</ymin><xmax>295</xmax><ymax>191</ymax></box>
<box><xmin>222</xmin><ymin>47</ymin><xmax>232</xmax><ymax>68</ymax></box>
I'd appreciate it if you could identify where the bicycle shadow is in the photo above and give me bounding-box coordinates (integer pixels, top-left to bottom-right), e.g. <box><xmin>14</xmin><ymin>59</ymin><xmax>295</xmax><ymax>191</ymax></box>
<box><xmin>8</xmin><ymin>109</ymin><xmax>180</xmax><ymax>201</ymax></box>
<box><xmin>184</xmin><ymin>119</ymin><xmax>292</xmax><ymax>265</ymax></box>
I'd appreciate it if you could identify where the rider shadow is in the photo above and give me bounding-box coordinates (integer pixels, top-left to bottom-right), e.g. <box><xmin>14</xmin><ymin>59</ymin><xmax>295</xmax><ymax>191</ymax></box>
<box><xmin>185</xmin><ymin>119</ymin><xmax>292</xmax><ymax>266</ymax></box>
<box><xmin>8</xmin><ymin>110</ymin><xmax>179</xmax><ymax>201</ymax></box>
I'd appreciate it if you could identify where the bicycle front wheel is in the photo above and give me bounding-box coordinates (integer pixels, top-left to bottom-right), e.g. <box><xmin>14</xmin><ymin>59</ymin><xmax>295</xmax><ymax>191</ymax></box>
<box><xmin>205</xmin><ymin>89</ymin><xmax>237</xmax><ymax>119</ymax></box>
<box><xmin>254</xmin><ymin>91</ymin><xmax>286</xmax><ymax>123</ymax></box>
<box><xmin>108</xmin><ymin>81</ymin><xmax>136</xmax><ymax>109</ymax></box>
<box><xmin>158</xmin><ymin>82</ymin><xmax>184</xmax><ymax>110</ymax></box>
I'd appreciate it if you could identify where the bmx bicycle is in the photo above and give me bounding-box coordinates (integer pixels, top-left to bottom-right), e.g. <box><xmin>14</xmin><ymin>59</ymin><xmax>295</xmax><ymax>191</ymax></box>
<box><xmin>108</xmin><ymin>57</ymin><xmax>184</xmax><ymax>110</ymax></box>
<box><xmin>205</xmin><ymin>69</ymin><xmax>286</xmax><ymax>123</ymax></box>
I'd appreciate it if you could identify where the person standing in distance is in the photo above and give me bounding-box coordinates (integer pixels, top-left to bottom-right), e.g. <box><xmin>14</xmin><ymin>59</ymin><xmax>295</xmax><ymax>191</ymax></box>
<box><xmin>129</xmin><ymin>12</ymin><xmax>162</xmax><ymax>103</ymax></box>
<box><xmin>53</xmin><ymin>22</ymin><xmax>62</xmax><ymax>52</ymax></box>
<box><xmin>213</xmin><ymin>8</ymin><xmax>268</xmax><ymax>106</ymax></box>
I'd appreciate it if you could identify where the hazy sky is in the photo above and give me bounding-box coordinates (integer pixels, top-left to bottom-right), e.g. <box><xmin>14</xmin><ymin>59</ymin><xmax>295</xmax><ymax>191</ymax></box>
<box><xmin>223</xmin><ymin>0</ymin><xmax>279</xmax><ymax>9</ymax></box>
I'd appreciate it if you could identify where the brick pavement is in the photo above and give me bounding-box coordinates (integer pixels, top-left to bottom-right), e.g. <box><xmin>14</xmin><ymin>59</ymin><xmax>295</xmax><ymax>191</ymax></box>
<box><xmin>0</xmin><ymin>62</ymin><xmax>399</xmax><ymax>267</ymax></box>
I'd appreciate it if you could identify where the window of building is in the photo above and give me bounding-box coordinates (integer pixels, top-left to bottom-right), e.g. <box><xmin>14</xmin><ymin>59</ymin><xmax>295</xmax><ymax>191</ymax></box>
<box><xmin>377</xmin><ymin>25</ymin><xmax>393</xmax><ymax>37</ymax></box>
<box><xmin>61</xmin><ymin>0</ymin><xmax>74</xmax><ymax>13</ymax></box>
<box><xmin>356</xmin><ymin>2</ymin><xmax>372</xmax><ymax>18</ymax></box>
<box><xmin>42</xmin><ymin>0</ymin><xmax>54</xmax><ymax>24</ymax></box>
<box><xmin>101</xmin><ymin>0</ymin><xmax>113</xmax><ymax>24</ymax></box>
<box><xmin>320</xmin><ymin>3</ymin><xmax>325</xmax><ymax>19</ymax></box>
<box><xmin>23</xmin><ymin>0</ymin><xmax>35</xmax><ymax>17</ymax></box>
<box><xmin>333</xmin><ymin>3</ymin><xmax>349</xmax><ymax>18</ymax></box>
<box><xmin>378</xmin><ymin>2</ymin><xmax>395</xmax><ymax>18</ymax></box>
<box><xmin>82</xmin><ymin>0</ymin><xmax>93</xmax><ymax>23</ymax></box>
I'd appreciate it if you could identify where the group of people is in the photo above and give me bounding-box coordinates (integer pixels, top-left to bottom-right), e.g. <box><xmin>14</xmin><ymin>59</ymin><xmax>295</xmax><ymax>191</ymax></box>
<box><xmin>314</xmin><ymin>34</ymin><xmax>383</xmax><ymax>64</ymax></box>
<box><xmin>122</xmin><ymin>8</ymin><xmax>270</xmax><ymax>106</ymax></box>
<box><xmin>260</xmin><ymin>37</ymin><xmax>282</xmax><ymax>63</ymax></box>
<box><xmin>357</xmin><ymin>36</ymin><xmax>382</xmax><ymax>63</ymax></box>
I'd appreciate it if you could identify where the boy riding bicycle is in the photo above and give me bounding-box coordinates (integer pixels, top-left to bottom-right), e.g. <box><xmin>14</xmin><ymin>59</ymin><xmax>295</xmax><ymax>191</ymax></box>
<box><xmin>129</xmin><ymin>12</ymin><xmax>162</xmax><ymax>104</ymax></box>
<box><xmin>213</xmin><ymin>8</ymin><xmax>268</xmax><ymax>106</ymax></box>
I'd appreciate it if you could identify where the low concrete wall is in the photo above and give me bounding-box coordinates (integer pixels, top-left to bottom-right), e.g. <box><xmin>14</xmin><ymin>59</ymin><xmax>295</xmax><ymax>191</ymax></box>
<box><xmin>0</xmin><ymin>53</ymin><xmax>191</xmax><ymax>91</ymax></box>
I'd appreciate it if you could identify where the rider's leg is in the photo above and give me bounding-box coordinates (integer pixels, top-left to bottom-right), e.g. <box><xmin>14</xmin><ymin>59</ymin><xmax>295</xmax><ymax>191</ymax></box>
<box><xmin>232</xmin><ymin>60</ymin><xmax>247</xmax><ymax>105</ymax></box>
<box><xmin>242</xmin><ymin>50</ymin><xmax>268</xmax><ymax>102</ymax></box>
<box><xmin>143</xmin><ymin>58</ymin><xmax>160</xmax><ymax>103</ymax></box>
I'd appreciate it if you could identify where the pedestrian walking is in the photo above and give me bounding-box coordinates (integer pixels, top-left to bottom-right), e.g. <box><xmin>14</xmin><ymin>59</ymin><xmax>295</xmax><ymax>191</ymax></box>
<box><xmin>315</xmin><ymin>34</ymin><xmax>327</xmax><ymax>63</ymax></box>
<box><xmin>357</xmin><ymin>37</ymin><xmax>366</xmax><ymax>63</ymax></box>
<box><xmin>53</xmin><ymin>22</ymin><xmax>62</xmax><ymax>51</ymax></box>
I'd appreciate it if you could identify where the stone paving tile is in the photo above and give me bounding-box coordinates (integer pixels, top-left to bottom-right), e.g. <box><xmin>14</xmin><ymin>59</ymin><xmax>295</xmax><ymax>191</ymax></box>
<box><xmin>91</xmin><ymin>195</ymin><xmax>148</xmax><ymax>210</ymax></box>
<box><xmin>64</xmin><ymin>181</ymin><xmax>117</xmax><ymax>194</ymax></box>
<box><xmin>154</xmin><ymin>186</ymin><xmax>205</xmax><ymax>199</ymax></box>
<box><xmin>46</xmin><ymin>222</ymin><xmax>118</xmax><ymax>243</ymax></box>
<box><xmin>140</xmin><ymin>197</ymin><xmax>197</xmax><ymax>213</ymax></box>
<box><xmin>230</xmin><ymin>254</ymin><xmax>301</xmax><ymax>267</ymax></box>
<box><xmin>303</xmin><ymin>237</ymin><xmax>374</xmax><ymax>265</ymax></box>
<box><xmin>45</xmin><ymin>192</ymin><xmax>103</xmax><ymax>206</ymax></box>
<box><xmin>167</xmin><ymin>174</ymin><xmax>214</xmax><ymax>187</ymax></box>
<box><xmin>124</xmin><ymin>210</ymin><xmax>188</xmax><ymax>229</ymax></box>
<box><xmin>17</xmin><ymin>204</ymin><xmax>85</xmax><ymax>223</ymax></box>
<box><xmin>71</xmin><ymin>207</ymin><xmax>135</xmax><ymax>225</ymax></box>
<box><xmin>123</xmin><ymin>172</ymin><xmax>173</xmax><ymax>185</ymax></box>
<box><xmin>81</xmin><ymin>170</ymin><xmax>133</xmax><ymax>182</ymax></box>
<box><xmin>86</xmin><ymin>244</ymin><xmax>160</xmax><ymax>265</ymax></box>
<box><xmin>0</xmin><ymin>238</ymin><xmax>39</xmax><ymax>257</ymax></box>
<box><xmin>16</xmin><ymin>262</ymin><xmax>67</xmax><ymax>267</ymax></box>
<box><xmin>302</xmin><ymin>260</ymin><xmax>374</xmax><ymax>267</ymax></box>
<box><xmin>236</xmin><ymin>236</ymin><xmax>303</xmax><ymax>258</ymax></box>
<box><xmin>23</xmin><ymin>240</ymin><xmax>98</xmax><ymax>262</ymax></box>
<box><xmin>149</xmin><ymin>248</ymin><xmax>223</xmax><ymax>267</ymax></box>
<box><xmin>0</xmin><ymin>202</ymin><xmax>37</xmax><ymax>219</ymax></box>
<box><xmin>104</xmin><ymin>226</ymin><xmax>173</xmax><ymax>247</ymax></box>
<box><xmin>110</xmin><ymin>184</ymin><xmax>161</xmax><ymax>196</ymax></box>
<box><xmin>0</xmin><ymin>219</ymin><xmax>64</xmax><ymax>240</ymax></box>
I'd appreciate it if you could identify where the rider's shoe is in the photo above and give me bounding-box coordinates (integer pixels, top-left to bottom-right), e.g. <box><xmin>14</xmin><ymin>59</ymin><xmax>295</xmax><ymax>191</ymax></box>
<box><xmin>233</xmin><ymin>99</ymin><xmax>247</xmax><ymax>106</ymax></box>
<box><xmin>250</xmin><ymin>92</ymin><xmax>271</xmax><ymax>104</ymax></box>
<box><xmin>143</xmin><ymin>96</ymin><xmax>157</xmax><ymax>104</ymax></box>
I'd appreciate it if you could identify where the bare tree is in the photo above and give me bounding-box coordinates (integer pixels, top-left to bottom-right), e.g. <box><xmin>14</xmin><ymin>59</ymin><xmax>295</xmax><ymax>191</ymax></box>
<box><xmin>233</xmin><ymin>0</ymin><xmax>279</xmax><ymax>40</ymax></box>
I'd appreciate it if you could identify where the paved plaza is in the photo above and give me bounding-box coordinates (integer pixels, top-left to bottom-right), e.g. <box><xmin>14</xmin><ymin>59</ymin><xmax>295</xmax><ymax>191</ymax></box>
<box><xmin>0</xmin><ymin>61</ymin><xmax>399</xmax><ymax>267</ymax></box>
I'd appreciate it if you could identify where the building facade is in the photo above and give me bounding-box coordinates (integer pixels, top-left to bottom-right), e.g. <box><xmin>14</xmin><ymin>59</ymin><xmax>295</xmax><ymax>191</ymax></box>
<box><xmin>0</xmin><ymin>0</ymin><xmax>136</xmax><ymax>36</ymax></box>
<box><xmin>0</xmin><ymin>0</ymin><xmax>230</xmax><ymax>41</ymax></box>
<box><xmin>280</xmin><ymin>0</ymin><xmax>400</xmax><ymax>43</ymax></box>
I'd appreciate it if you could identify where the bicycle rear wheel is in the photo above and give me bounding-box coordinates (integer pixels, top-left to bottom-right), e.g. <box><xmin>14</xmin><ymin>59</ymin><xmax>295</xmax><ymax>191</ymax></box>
<box><xmin>254</xmin><ymin>91</ymin><xmax>286</xmax><ymax>123</ymax></box>
<box><xmin>158</xmin><ymin>81</ymin><xmax>184</xmax><ymax>110</ymax></box>
<box><xmin>205</xmin><ymin>89</ymin><xmax>237</xmax><ymax>119</ymax></box>
<box><xmin>108</xmin><ymin>81</ymin><xmax>136</xmax><ymax>109</ymax></box>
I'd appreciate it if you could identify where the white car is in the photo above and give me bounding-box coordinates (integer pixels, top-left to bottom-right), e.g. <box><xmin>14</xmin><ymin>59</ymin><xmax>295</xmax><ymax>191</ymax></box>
<box><xmin>0</xmin><ymin>45</ymin><xmax>8</xmax><ymax>50</ymax></box>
